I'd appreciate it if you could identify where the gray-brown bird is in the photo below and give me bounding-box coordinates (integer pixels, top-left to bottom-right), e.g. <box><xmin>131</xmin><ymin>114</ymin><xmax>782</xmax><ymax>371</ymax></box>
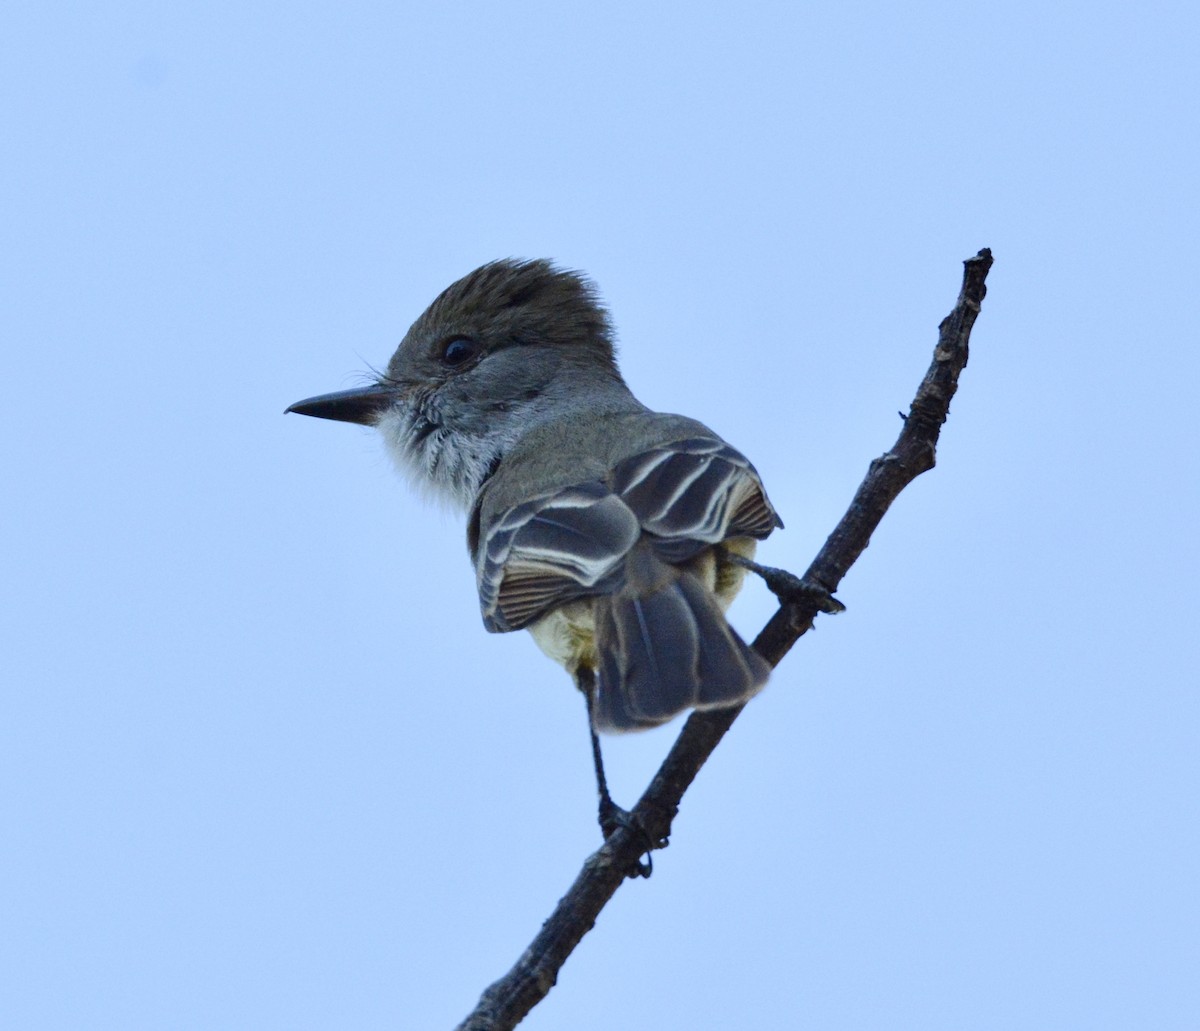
<box><xmin>288</xmin><ymin>259</ymin><xmax>784</xmax><ymax>833</ymax></box>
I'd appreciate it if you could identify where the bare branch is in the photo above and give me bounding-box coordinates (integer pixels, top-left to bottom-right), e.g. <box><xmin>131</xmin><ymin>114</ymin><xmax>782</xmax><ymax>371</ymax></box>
<box><xmin>455</xmin><ymin>248</ymin><xmax>994</xmax><ymax>1031</ymax></box>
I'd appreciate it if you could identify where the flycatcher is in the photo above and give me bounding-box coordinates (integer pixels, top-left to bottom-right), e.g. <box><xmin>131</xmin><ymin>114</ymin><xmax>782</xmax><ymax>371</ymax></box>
<box><xmin>289</xmin><ymin>259</ymin><xmax>786</xmax><ymax>834</ymax></box>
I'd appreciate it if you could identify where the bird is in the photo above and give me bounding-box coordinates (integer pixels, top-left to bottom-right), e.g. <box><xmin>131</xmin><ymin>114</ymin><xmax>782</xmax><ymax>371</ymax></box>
<box><xmin>288</xmin><ymin>259</ymin><xmax>788</xmax><ymax>840</ymax></box>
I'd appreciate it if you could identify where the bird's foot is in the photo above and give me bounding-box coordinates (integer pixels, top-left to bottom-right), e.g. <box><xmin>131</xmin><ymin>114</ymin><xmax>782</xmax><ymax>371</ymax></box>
<box><xmin>599</xmin><ymin>797</ymin><xmax>658</xmax><ymax>879</ymax></box>
<box><xmin>728</xmin><ymin>555</ymin><xmax>846</xmax><ymax>614</ymax></box>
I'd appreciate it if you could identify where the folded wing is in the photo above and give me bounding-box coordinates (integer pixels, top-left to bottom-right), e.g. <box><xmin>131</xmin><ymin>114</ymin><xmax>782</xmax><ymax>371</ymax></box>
<box><xmin>477</xmin><ymin>437</ymin><xmax>779</xmax><ymax>634</ymax></box>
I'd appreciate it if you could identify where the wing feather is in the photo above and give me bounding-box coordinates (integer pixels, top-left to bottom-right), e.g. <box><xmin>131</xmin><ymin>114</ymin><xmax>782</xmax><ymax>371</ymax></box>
<box><xmin>476</xmin><ymin>435</ymin><xmax>780</xmax><ymax>634</ymax></box>
<box><xmin>611</xmin><ymin>437</ymin><xmax>780</xmax><ymax>546</ymax></box>
<box><xmin>478</xmin><ymin>483</ymin><xmax>640</xmax><ymax>632</ymax></box>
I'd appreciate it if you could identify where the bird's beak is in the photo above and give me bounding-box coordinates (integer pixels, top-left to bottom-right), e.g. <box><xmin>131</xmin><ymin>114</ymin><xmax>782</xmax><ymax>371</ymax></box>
<box><xmin>285</xmin><ymin>384</ymin><xmax>394</xmax><ymax>426</ymax></box>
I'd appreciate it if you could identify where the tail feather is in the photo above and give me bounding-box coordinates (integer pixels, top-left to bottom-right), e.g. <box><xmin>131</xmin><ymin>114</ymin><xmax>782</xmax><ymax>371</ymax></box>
<box><xmin>592</xmin><ymin>558</ymin><xmax>770</xmax><ymax>732</ymax></box>
<box><xmin>678</xmin><ymin>572</ymin><xmax>771</xmax><ymax>707</ymax></box>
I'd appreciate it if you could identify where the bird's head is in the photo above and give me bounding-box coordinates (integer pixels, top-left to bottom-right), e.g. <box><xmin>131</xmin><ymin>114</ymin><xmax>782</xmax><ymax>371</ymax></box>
<box><xmin>287</xmin><ymin>259</ymin><xmax>621</xmax><ymax>507</ymax></box>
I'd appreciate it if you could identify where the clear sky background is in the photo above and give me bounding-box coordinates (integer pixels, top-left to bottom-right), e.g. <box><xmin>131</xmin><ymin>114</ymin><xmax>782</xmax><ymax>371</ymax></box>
<box><xmin>4</xmin><ymin>2</ymin><xmax>1197</xmax><ymax>1028</ymax></box>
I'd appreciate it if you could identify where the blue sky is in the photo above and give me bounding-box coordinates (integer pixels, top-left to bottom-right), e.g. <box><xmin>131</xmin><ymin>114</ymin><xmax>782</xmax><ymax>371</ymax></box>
<box><xmin>4</xmin><ymin>2</ymin><xmax>1197</xmax><ymax>1028</ymax></box>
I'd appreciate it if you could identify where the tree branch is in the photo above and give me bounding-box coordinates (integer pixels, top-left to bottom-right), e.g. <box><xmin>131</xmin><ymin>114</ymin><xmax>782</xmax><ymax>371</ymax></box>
<box><xmin>455</xmin><ymin>248</ymin><xmax>994</xmax><ymax>1031</ymax></box>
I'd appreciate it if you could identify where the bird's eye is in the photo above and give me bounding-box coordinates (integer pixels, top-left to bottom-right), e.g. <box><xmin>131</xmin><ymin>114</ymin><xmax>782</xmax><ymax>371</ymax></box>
<box><xmin>438</xmin><ymin>337</ymin><xmax>480</xmax><ymax>367</ymax></box>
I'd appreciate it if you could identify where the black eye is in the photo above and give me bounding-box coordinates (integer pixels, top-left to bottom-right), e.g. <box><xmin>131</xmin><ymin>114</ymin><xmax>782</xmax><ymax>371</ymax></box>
<box><xmin>439</xmin><ymin>337</ymin><xmax>480</xmax><ymax>367</ymax></box>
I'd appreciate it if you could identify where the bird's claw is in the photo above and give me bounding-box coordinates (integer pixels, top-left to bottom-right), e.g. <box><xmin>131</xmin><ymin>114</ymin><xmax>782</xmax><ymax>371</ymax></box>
<box><xmin>728</xmin><ymin>555</ymin><xmax>845</xmax><ymax>614</ymax></box>
<box><xmin>599</xmin><ymin>798</ymin><xmax>657</xmax><ymax>879</ymax></box>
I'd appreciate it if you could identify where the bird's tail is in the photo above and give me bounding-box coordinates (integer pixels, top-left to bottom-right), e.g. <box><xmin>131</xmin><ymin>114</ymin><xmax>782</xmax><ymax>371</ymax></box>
<box><xmin>591</xmin><ymin>544</ymin><xmax>770</xmax><ymax>732</ymax></box>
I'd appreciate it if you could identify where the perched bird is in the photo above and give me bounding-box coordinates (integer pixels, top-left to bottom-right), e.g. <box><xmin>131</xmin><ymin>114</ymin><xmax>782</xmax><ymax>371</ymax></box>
<box><xmin>288</xmin><ymin>259</ymin><xmax>785</xmax><ymax>833</ymax></box>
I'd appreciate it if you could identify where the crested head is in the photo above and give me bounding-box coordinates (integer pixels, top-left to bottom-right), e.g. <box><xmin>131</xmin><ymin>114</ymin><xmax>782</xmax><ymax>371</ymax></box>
<box><xmin>388</xmin><ymin>258</ymin><xmax>615</xmax><ymax>379</ymax></box>
<box><xmin>372</xmin><ymin>259</ymin><xmax>634</xmax><ymax>509</ymax></box>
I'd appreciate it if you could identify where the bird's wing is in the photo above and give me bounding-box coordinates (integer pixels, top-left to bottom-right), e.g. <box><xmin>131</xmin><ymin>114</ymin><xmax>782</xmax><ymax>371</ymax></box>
<box><xmin>477</xmin><ymin>481</ymin><xmax>641</xmax><ymax>633</ymax></box>
<box><xmin>476</xmin><ymin>437</ymin><xmax>780</xmax><ymax>633</ymax></box>
<box><xmin>609</xmin><ymin>436</ymin><xmax>781</xmax><ymax>562</ymax></box>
